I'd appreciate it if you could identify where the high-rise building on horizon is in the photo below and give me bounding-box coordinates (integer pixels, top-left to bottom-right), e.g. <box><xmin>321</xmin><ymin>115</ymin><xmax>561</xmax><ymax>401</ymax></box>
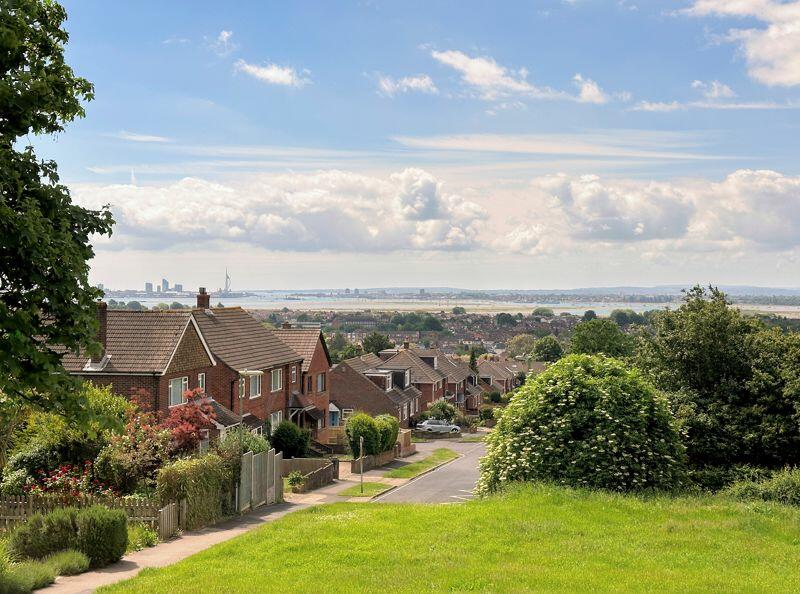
<box><xmin>145</xmin><ymin>282</ymin><xmax>153</xmax><ymax>293</ymax></box>
<box><xmin>174</xmin><ymin>283</ymin><xmax>183</xmax><ymax>292</ymax></box>
<box><xmin>161</xmin><ymin>278</ymin><xmax>169</xmax><ymax>292</ymax></box>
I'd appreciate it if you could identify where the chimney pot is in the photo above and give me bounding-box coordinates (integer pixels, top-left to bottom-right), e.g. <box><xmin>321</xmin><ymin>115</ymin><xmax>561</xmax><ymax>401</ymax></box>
<box><xmin>282</xmin><ymin>321</ymin><xmax>292</xmax><ymax>329</ymax></box>
<box><xmin>196</xmin><ymin>287</ymin><xmax>210</xmax><ymax>309</ymax></box>
<box><xmin>403</xmin><ymin>341</ymin><xmax>410</xmax><ymax>350</ymax></box>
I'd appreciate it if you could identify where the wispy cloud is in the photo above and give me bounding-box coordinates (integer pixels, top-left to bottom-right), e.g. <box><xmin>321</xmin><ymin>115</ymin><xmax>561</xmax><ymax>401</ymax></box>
<box><xmin>206</xmin><ymin>30</ymin><xmax>238</xmax><ymax>57</ymax></box>
<box><xmin>378</xmin><ymin>74</ymin><xmax>438</xmax><ymax>97</ymax></box>
<box><xmin>114</xmin><ymin>131</ymin><xmax>172</xmax><ymax>143</ymax></box>
<box><xmin>633</xmin><ymin>79</ymin><xmax>800</xmax><ymax>112</ymax></box>
<box><xmin>234</xmin><ymin>59</ymin><xmax>311</xmax><ymax>87</ymax></box>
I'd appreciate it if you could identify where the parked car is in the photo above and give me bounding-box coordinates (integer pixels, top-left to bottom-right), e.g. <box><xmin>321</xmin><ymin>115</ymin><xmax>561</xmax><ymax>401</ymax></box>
<box><xmin>417</xmin><ymin>419</ymin><xmax>461</xmax><ymax>433</ymax></box>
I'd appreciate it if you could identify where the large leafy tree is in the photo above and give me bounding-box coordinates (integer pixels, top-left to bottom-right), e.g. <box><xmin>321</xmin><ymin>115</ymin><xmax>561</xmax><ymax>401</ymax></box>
<box><xmin>1</xmin><ymin>1</ymin><xmax>113</xmax><ymax>419</ymax></box>
<box><xmin>637</xmin><ymin>286</ymin><xmax>800</xmax><ymax>469</ymax></box>
<box><xmin>505</xmin><ymin>334</ymin><xmax>537</xmax><ymax>358</ymax></box>
<box><xmin>532</xmin><ymin>335</ymin><xmax>563</xmax><ymax>362</ymax></box>
<box><xmin>570</xmin><ymin>319</ymin><xmax>634</xmax><ymax>358</ymax></box>
<box><xmin>362</xmin><ymin>332</ymin><xmax>394</xmax><ymax>355</ymax></box>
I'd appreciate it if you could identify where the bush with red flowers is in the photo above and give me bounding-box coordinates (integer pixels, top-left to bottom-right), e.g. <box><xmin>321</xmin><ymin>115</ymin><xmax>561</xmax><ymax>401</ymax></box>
<box><xmin>25</xmin><ymin>461</ymin><xmax>117</xmax><ymax>498</ymax></box>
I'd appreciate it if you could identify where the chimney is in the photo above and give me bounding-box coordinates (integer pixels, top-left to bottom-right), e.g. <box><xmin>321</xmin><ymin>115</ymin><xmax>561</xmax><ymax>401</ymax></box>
<box><xmin>403</xmin><ymin>341</ymin><xmax>410</xmax><ymax>350</ymax></box>
<box><xmin>282</xmin><ymin>321</ymin><xmax>292</xmax><ymax>329</ymax></box>
<box><xmin>92</xmin><ymin>301</ymin><xmax>107</xmax><ymax>363</ymax></box>
<box><xmin>196</xmin><ymin>287</ymin><xmax>210</xmax><ymax>309</ymax></box>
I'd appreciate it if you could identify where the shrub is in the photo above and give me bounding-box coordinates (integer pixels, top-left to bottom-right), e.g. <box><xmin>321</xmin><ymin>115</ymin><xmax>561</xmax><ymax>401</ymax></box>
<box><xmin>45</xmin><ymin>549</ymin><xmax>90</xmax><ymax>576</ymax></box>
<box><xmin>157</xmin><ymin>453</ymin><xmax>230</xmax><ymax>530</ymax></box>
<box><xmin>453</xmin><ymin>413</ymin><xmax>475</xmax><ymax>430</ymax></box>
<box><xmin>74</xmin><ymin>505</ymin><xmax>127</xmax><ymax>568</ymax></box>
<box><xmin>287</xmin><ymin>471</ymin><xmax>305</xmax><ymax>488</ymax></box>
<box><xmin>477</xmin><ymin>354</ymin><xmax>686</xmax><ymax>495</ymax></box>
<box><xmin>485</xmin><ymin>391</ymin><xmax>501</xmax><ymax>404</ymax></box>
<box><xmin>126</xmin><ymin>523</ymin><xmax>158</xmax><ymax>553</ymax></box>
<box><xmin>724</xmin><ymin>468</ymin><xmax>800</xmax><ymax>506</ymax></box>
<box><xmin>1</xmin><ymin>559</ymin><xmax>56</xmax><ymax>592</ymax></box>
<box><xmin>478</xmin><ymin>405</ymin><xmax>495</xmax><ymax>422</ymax></box>
<box><xmin>270</xmin><ymin>421</ymin><xmax>310</xmax><ymax>459</ymax></box>
<box><xmin>427</xmin><ymin>400</ymin><xmax>456</xmax><ymax>422</ymax></box>
<box><xmin>8</xmin><ymin>507</ymin><xmax>77</xmax><ymax>560</ymax></box>
<box><xmin>158</xmin><ymin>389</ymin><xmax>216</xmax><ymax>456</ymax></box>
<box><xmin>374</xmin><ymin>415</ymin><xmax>400</xmax><ymax>453</ymax></box>
<box><xmin>0</xmin><ymin>469</ymin><xmax>31</xmax><ymax>496</ymax></box>
<box><xmin>214</xmin><ymin>426</ymin><xmax>270</xmax><ymax>484</ymax></box>
<box><xmin>345</xmin><ymin>413</ymin><xmax>381</xmax><ymax>456</ymax></box>
<box><xmin>687</xmin><ymin>465</ymin><xmax>773</xmax><ymax>492</ymax></box>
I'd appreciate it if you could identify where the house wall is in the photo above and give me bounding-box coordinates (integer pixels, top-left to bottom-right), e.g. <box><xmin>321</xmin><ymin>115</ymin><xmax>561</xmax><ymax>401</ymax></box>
<box><xmin>303</xmin><ymin>339</ymin><xmax>331</xmax><ymax>440</ymax></box>
<box><xmin>415</xmin><ymin>381</ymin><xmax>445</xmax><ymax>409</ymax></box>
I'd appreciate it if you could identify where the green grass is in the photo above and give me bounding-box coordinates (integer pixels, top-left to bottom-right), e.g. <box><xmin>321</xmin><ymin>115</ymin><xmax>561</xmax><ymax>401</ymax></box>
<box><xmin>383</xmin><ymin>448</ymin><xmax>458</xmax><ymax>479</ymax></box>
<box><xmin>337</xmin><ymin>482</ymin><xmax>393</xmax><ymax>498</ymax></box>
<box><xmin>459</xmin><ymin>435</ymin><xmax>485</xmax><ymax>443</ymax></box>
<box><xmin>410</xmin><ymin>437</ymin><xmax>432</xmax><ymax>443</ymax></box>
<box><xmin>100</xmin><ymin>485</ymin><xmax>800</xmax><ymax>593</ymax></box>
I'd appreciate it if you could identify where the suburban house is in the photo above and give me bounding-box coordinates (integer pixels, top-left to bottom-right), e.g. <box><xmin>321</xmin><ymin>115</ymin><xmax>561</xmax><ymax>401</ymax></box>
<box><xmin>273</xmin><ymin>324</ymin><xmax>332</xmax><ymax>440</ymax></box>
<box><xmin>328</xmin><ymin>356</ymin><xmax>421</xmax><ymax>428</ymax></box>
<box><xmin>410</xmin><ymin>348</ymin><xmax>475</xmax><ymax>409</ymax></box>
<box><xmin>62</xmin><ymin>303</ymin><xmax>217</xmax><ymax>414</ymax></box>
<box><xmin>377</xmin><ymin>348</ymin><xmax>447</xmax><ymax>408</ymax></box>
<box><xmin>190</xmin><ymin>290</ymin><xmax>306</xmax><ymax>435</ymax></box>
<box><xmin>477</xmin><ymin>359</ymin><xmax>516</xmax><ymax>394</ymax></box>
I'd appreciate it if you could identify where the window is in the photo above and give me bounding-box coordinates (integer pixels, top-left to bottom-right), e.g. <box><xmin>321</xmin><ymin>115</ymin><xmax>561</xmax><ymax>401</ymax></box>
<box><xmin>271</xmin><ymin>369</ymin><xmax>283</xmax><ymax>392</ymax></box>
<box><xmin>270</xmin><ymin>410</ymin><xmax>283</xmax><ymax>434</ymax></box>
<box><xmin>316</xmin><ymin>373</ymin><xmax>326</xmax><ymax>393</ymax></box>
<box><xmin>169</xmin><ymin>376</ymin><xmax>188</xmax><ymax>406</ymax></box>
<box><xmin>329</xmin><ymin>410</ymin><xmax>340</xmax><ymax>427</ymax></box>
<box><xmin>307</xmin><ymin>375</ymin><xmax>313</xmax><ymax>393</ymax></box>
<box><xmin>198</xmin><ymin>373</ymin><xmax>206</xmax><ymax>392</ymax></box>
<box><xmin>291</xmin><ymin>366</ymin><xmax>297</xmax><ymax>383</ymax></box>
<box><xmin>342</xmin><ymin>408</ymin><xmax>354</xmax><ymax>420</ymax></box>
<box><xmin>250</xmin><ymin>374</ymin><xmax>262</xmax><ymax>398</ymax></box>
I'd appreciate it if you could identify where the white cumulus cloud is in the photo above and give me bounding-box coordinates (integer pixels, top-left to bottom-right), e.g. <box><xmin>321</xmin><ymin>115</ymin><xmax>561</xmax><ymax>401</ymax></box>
<box><xmin>378</xmin><ymin>74</ymin><xmax>438</xmax><ymax>96</ymax></box>
<box><xmin>234</xmin><ymin>59</ymin><xmax>311</xmax><ymax>87</ymax></box>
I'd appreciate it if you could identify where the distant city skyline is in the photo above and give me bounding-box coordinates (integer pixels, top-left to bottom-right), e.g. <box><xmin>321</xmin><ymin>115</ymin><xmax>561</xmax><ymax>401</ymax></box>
<box><xmin>36</xmin><ymin>1</ymin><xmax>800</xmax><ymax>288</ymax></box>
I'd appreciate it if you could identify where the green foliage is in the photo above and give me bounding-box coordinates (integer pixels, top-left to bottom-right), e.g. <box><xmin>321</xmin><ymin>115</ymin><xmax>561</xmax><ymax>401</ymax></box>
<box><xmin>156</xmin><ymin>454</ymin><xmax>230</xmax><ymax>530</ymax></box>
<box><xmin>213</xmin><ymin>426</ymin><xmax>270</xmax><ymax>484</ymax></box>
<box><xmin>1</xmin><ymin>559</ymin><xmax>55</xmax><ymax>592</ymax></box>
<box><xmin>362</xmin><ymin>333</ymin><xmax>395</xmax><ymax>355</ymax></box>
<box><xmin>45</xmin><ymin>549</ymin><xmax>90</xmax><ymax>576</ymax></box>
<box><xmin>126</xmin><ymin>523</ymin><xmax>158</xmax><ymax>553</ymax></box>
<box><xmin>8</xmin><ymin>507</ymin><xmax>77</xmax><ymax>560</ymax></box>
<box><xmin>610</xmin><ymin>309</ymin><xmax>647</xmax><ymax>327</ymax></box>
<box><xmin>287</xmin><ymin>471</ymin><xmax>305</xmax><ymax>488</ymax></box>
<box><xmin>0</xmin><ymin>0</ymin><xmax>114</xmax><ymax>421</ymax></box>
<box><xmin>478</xmin><ymin>405</ymin><xmax>495</xmax><ymax>421</ymax></box>
<box><xmin>724</xmin><ymin>468</ymin><xmax>800</xmax><ymax>506</ymax></box>
<box><xmin>532</xmin><ymin>307</ymin><xmax>554</xmax><ymax>317</ymax></box>
<box><xmin>386</xmin><ymin>312</ymin><xmax>443</xmax><ymax>332</ymax></box>
<box><xmin>270</xmin><ymin>421</ymin><xmax>310</xmax><ymax>459</ymax></box>
<box><xmin>74</xmin><ymin>505</ymin><xmax>127</xmax><ymax>568</ymax></box>
<box><xmin>686</xmin><ymin>465</ymin><xmax>772</xmax><ymax>492</ymax></box>
<box><xmin>505</xmin><ymin>334</ymin><xmax>537</xmax><ymax>358</ymax></box>
<box><xmin>485</xmin><ymin>391</ymin><xmax>501</xmax><ymax>404</ymax></box>
<box><xmin>495</xmin><ymin>313</ymin><xmax>517</xmax><ymax>327</ymax></box>
<box><xmin>570</xmin><ymin>319</ymin><xmax>634</xmax><ymax>357</ymax></box>
<box><xmin>0</xmin><ymin>468</ymin><xmax>29</xmax><ymax>496</ymax></box>
<box><xmin>374</xmin><ymin>415</ymin><xmax>400</xmax><ymax>452</ymax></box>
<box><xmin>637</xmin><ymin>285</ymin><xmax>800</xmax><ymax>469</ymax></box>
<box><xmin>532</xmin><ymin>335</ymin><xmax>563</xmax><ymax>362</ymax></box>
<box><xmin>478</xmin><ymin>354</ymin><xmax>686</xmax><ymax>495</ymax></box>
<box><xmin>582</xmin><ymin>310</ymin><xmax>597</xmax><ymax>321</ymax></box>
<box><xmin>345</xmin><ymin>413</ymin><xmax>381</xmax><ymax>456</ymax></box>
<box><xmin>451</xmin><ymin>306</ymin><xmax>466</xmax><ymax>315</ymax></box>
<box><xmin>427</xmin><ymin>399</ymin><xmax>456</xmax><ymax>422</ymax></box>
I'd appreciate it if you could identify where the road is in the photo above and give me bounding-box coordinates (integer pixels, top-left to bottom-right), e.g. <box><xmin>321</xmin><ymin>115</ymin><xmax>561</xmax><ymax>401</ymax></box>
<box><xmin>374</xmin><ymin>441</ymin><xmax>486</xmax><ymax>504</ymax></box>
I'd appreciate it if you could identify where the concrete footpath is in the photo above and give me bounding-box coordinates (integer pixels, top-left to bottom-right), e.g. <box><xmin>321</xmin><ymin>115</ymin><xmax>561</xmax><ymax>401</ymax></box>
<box><xmin>47</xmin><ymin>502</ymin><xmax>305</xmax><ymax>594</ymax></box>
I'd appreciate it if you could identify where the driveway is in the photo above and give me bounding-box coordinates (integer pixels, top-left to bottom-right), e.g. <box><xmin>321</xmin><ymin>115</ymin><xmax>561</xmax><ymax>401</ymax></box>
<box><xmin>374</xmin><ymin>440</ymin><xmax>486</xmax><ymax>504</ymax></box>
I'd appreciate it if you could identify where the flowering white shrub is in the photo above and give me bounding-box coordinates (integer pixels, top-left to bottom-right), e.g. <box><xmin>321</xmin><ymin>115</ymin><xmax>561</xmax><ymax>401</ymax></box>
<box><xmin>477</xmin><ymin>354</ymin><xmax>686</xmax><ymax>495</ymax></box>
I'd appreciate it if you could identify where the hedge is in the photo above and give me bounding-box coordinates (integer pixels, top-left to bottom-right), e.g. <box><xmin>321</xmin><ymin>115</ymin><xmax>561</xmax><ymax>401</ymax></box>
<box><xmin>156</xmin><ymin>453</ymin><xmax>230</xmax><ymax>530</ymax></box>
<box><xmin>75</xmin><ymin>506</ymin><xmax>128</xmax><ymax>568</ymax></box>
<box><xmin>345</xmin><ymin>413</ymin><xmax>381</xmax><ymax>456</ymax></box>
<box><xmin>8</xmin><ymin>507</ymin><xmax>78</xmax><ymax>560</ymax></box>
<box><xmin>375</xmin><ymin>415</ymin><xmax>400</xmax><ymax>453</ymax></box>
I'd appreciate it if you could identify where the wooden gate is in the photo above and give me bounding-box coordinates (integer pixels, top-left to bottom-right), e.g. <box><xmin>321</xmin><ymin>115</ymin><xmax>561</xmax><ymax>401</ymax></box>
<box><xmin>252</xmin><ymin>451</ymin><xmax>266</xmax><ymax>508</ymax></box>
<box><xmin>239</xmin><ymin>451</ymin><xmax>253</xmax><ymax>513</ymax></box>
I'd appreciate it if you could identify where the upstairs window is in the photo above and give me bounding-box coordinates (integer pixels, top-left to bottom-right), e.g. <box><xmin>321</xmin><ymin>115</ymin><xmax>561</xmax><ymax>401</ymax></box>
<box><xmin>291</xmin><ymin>366</ymin><xmax>297</xmax><ymax>383</ymax></box>
<box><xmin>307</xmin><ymin>375</ymin><xmax>313</xmax><ymax>393</ymax></box>
<box><xmin>169</xmin><ymin>376</ymin><xmax>188</xmax><ymax>407</ymax></box>
<box><xmin>316</xmin><ymin>373</ymin><xmax>326</xmax><ymax>392</ymax></box>
<box><xmin>198</xmin><ymin>372</ymin><xmax>206</xmax><ymax>391</ymax></box>
<box><xmin>271</xmin><ymin>369</ymin><xmax>283</xmax><ymax>392</ymax></box>
<box><xmin>250</xmin><ymin>374</ymin><xmax>262</xmax><ymax>398</ymax></box>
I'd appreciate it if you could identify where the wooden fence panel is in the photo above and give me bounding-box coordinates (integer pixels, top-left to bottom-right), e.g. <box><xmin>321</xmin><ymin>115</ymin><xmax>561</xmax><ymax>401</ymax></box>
<box><xmin>266</xmin><ymin>448</ymin><xmax>275</xmax><ymax>505</ymax></box>
<box><xmin>274</xmin><ymin>452</ymin><xmax>283</xmax><ymax>503</ymax></box>
<box><xmin>239</xmin><ymin>451</ymin><xmax>253</xmax><ymax>513</ymax></box>
<box><xmin>158</xmin><ymin>502</ymin><xmax>178</xmax><ymax>541</ymax></box>
<box><xmin>252</xmin><ymin>452</ymin><xmax>265</xmax><ymax>508</ymax></box>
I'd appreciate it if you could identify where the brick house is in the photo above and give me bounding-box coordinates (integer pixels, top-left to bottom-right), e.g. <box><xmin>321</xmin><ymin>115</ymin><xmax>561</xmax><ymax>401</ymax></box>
<box><xmin>328</xmin><ymin>358</ymin><xmax>421</xmax><ymax>428</ymax></box>
<box><xmin>190</xmin><ymin>296</ymin><xmax>305</xmax><ymax>435</ymax></box>
<box><xmin>273</xmin><ymin>324</ymin><xmax>332</xmax><ymax>441</ymax></box>
<box><xmin>477</xmin><ymin>359</ymin><xmax>515</xmax><ymax>393</ymax></box>
<box><xmin>61</xmin><ymin>303</ymin><xmax>217</xmax><ymax>414</ymax></box>
<box><xmin>410</xmin><ymin>348</ymin><xmax>475</xmax><ymax>409</ymax></box>
<box><xmin>377</xmin><ymin>349</ymin><xmax>447</xmax><ymax>409</ymax></box>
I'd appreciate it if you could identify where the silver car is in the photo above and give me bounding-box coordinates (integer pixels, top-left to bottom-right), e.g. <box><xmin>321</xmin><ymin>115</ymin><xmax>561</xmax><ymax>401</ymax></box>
<box><xmin>418</xmin><ymin>419</ymin><xmax>461</xmax><ymax>433</ymax></box>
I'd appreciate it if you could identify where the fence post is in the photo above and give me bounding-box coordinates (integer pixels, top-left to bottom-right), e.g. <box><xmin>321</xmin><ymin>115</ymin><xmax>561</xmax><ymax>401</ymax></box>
<box><xmin>275</xmin><ymin>452</ymin><xmax>283</xmax><ymax>503</ymax></box>
<box><xmin>179</xmin><ymin>499</ymin><xmax>187</xmax><ymax>530</ymax></box>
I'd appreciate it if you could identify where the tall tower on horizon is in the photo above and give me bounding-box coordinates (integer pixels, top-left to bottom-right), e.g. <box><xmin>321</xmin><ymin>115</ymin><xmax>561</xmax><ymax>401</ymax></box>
<box><xmin>224</xmin><ymin>269</ymin><xmax>231</xmax><ymax>293</ymax></box>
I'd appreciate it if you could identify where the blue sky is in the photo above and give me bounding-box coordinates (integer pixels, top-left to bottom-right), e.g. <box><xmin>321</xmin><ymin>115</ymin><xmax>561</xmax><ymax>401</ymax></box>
<box><xmin>42</xmin><ymin>0</ymin><xmax>800</xmax><ymax>290</ymax></box>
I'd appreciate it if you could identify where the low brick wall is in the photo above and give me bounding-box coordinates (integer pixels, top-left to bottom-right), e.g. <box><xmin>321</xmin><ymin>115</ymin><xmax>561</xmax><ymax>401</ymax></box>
<box><xmin>350</xmin><ymin>445</ymin><xmax>399</xmax><ymax>474</ymax></box>
<box><xmin>282</xmin><ymin>457</ymin><xmax>339</xmax><ymax>480</ymax></box>
<box><xmin>292</xmin><ymin>462</ymin><xmax>336</xmax><ymax>493</ymax></box>
<box><xmin>398</xmin><ymin>429</ymin><xmax>416</xmax><ymax>457</ymax></box>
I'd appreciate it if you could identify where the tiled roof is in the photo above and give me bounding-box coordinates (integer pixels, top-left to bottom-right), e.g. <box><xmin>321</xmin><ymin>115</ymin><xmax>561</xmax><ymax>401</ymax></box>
<box><xmin>342</xmin><ymin>353</ymin><xmax>384</xmax><ymax>374</ymax></box>
<box><xmin>380</xmin><ymin>350</ymin><xmax>447</xmax><ymax>384</ymax></box>
<box><xmin>478</xmin><ymin>359</ymin><xmax>515</xmax><ymax>380</ymax></box>
<box><xmin>204</xmin><ymin>397</ymin><xmax>243</xmax><ymax>428</ymax></box>
<box><xmin>62</xmin><ymin>310</ymin><xmax>195</xmax><ymax>374</ymax></box>
<box><xmin>273</xmin><ymin>328</ymin><xmax>329</xmax><ymax>373</ymax></box>
<box><xmin>411</xmin><ymin>348</ymin><xmax>472</xmax><ymax>383</ymax></box>
<box><xmin>329</xmin><ymin>362</ymin><xmax>419</xmax><ymax>415</ymax></box>
<box><xmin>192</xmin><ymin>307</ymin><xmax>300</xmax><ymax>371</ymax></box>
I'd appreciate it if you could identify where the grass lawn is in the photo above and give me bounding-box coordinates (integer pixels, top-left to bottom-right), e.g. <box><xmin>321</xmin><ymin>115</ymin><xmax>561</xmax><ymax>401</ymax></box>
<box><xmin>383</xmin><ymin>448</ymin><xmax>458</xmax><ymax>479</ymax></box>
<box><xmin>337</xmin><ymin>482</ymin><xmax>393</xmax><ymax>498</ymax></box>
<box><xmin>101</xmin><ymin>485</ymin><xmax>800</xmax><ymax>593</ymax></box>
<box><xmin>459</xmin><ymin>435</ymin><xmax>485</xmax><ymax>442</ymax></box>
<box><xmin>410</xmin><ymin>436</ymin><xmax>432</xmax><ymax>443</ymax></box>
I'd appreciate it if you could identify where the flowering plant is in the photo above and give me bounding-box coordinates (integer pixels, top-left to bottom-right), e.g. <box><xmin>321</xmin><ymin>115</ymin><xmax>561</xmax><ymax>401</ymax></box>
<box><xmin>25</xmin><ymin>460</ymin><xmax>117</xmax><ymax>498</ymax></box>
